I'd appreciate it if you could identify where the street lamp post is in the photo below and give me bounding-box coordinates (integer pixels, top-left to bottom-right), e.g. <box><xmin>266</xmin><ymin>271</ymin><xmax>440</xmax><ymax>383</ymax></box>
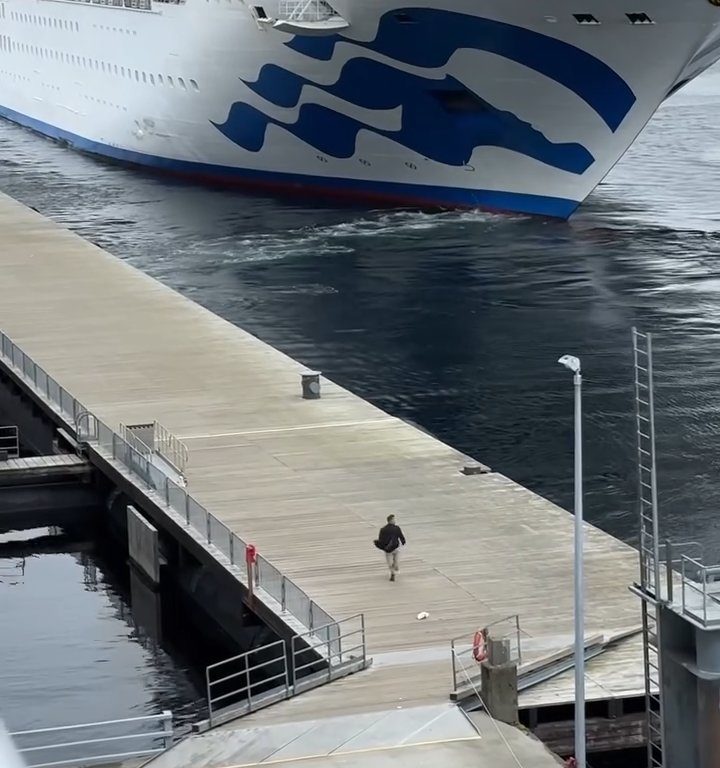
<box><xmin>558</xmin><ymin>354</ymin><xmax>585</xmax><ymax>768</ymax></box>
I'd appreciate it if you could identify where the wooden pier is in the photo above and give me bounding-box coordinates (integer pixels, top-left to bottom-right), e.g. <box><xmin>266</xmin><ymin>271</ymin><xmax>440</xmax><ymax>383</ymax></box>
<box><xmin>0</xmin><ymin>192</ymin><xmax>644</xmax><ymax>760</ymax></box>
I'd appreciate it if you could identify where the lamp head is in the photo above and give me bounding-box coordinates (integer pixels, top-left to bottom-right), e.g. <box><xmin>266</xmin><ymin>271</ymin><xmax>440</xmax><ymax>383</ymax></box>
<box><xmin>558</xmin><ymin>354</ymin><xmax>581</xmax><ymax>374</ymax></box>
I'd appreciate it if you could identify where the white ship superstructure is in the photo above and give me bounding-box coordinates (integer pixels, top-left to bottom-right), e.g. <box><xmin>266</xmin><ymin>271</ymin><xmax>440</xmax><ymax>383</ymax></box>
<box><xmin>0</xmin><ymin>0</ymin><xmax>719</xmax><ymax>216</ymax></box>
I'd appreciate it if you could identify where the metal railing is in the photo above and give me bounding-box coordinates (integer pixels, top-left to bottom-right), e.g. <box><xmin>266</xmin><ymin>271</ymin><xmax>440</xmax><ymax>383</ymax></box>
<box><xmin>450</xmin><ymin>614</ymin><xmax>522</xmax><ymax>697</ymax></box>
<box><xmin>0</xmin><ymin>330</ymin><xmax>335</xmax><ymax>634</ymax></box>
<box><xmin>10</xmin><ymin>711</ymin><xmax>173</xmax><ymax>768</ymax></box>
<box><xmin>153</xmin><ymin>420</ymin><xmax>189</xmax><ymax>475</ymax></box>
<box><xmin>206</xmin><ymin>614</ymin><xmax>366</xmax><ymax>727</ymax></box>
<box><xmin>120</xmin><ymin>421</ymin><xmax>188</xmax><ymax>477</ymax></box>
<box><xmin>206</xmin><ymin>640</ymin><xmax>290</xmax><ymax>726</ymax></box>
<box><xmin>0</xmin><ymin>424</ymin><xmax>19</xmax><ymax>459</ymax></box>
<box><xmin>658</xmin><ymin>539</ymin><xmax>703</xmax><ymax>604</ymax></box>
<box><xmin>680</xmin><ymin>554</ymin><xmax>720</xmax><ymax>627</ymax></box>
<box><xmin>277</xmin><ymin>0</ymin><xmax>334</xmax><ymax>21</ymax></box>
<box><xmin>291</xmin><ymin>613</ymin><xmax>366</xmax><ymax>688</ymax></box>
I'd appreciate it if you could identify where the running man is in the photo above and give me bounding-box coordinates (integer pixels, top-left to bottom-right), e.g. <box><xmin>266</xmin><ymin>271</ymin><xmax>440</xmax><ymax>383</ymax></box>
<box><xmin>376</xmin><ymin>514</ymin><xmax>406</xmax><ymax>581</ymax></box>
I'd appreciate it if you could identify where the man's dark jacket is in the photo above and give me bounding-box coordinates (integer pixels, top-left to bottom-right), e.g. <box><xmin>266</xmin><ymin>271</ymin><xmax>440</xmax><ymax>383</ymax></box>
<box><xmin>374</xmin><ymin>523</ymin><xmax>406</xmax><ymax>553</ymax></box>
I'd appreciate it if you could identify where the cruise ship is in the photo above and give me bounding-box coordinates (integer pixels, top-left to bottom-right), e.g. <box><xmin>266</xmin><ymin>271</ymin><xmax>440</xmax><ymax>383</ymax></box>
<box><xmin>1</xmin><ymin>0</ymin><xmax>719</xmax><ymax>217</ymax></box>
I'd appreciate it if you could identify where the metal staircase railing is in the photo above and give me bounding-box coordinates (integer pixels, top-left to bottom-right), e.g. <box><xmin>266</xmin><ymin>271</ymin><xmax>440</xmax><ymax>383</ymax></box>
<box><xmin>205</xmin><ymin>615</ymin><xmax>367</xmax><ymax>727</ymax></box>
<box><xmin>632</xmin><ymin>327</ymin><xmax>664</xmax><ymax>768</ymax></box>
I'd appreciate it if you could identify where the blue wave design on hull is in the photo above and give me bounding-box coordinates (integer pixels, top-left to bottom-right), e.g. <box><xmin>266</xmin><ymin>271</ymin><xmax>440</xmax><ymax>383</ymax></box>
<box><xmin>216</xmin><ymin>58</ymin><xmax>594</xmax><ymax>173</ymax></box>
<box><xmin>286</xmin><ymin>8</ymin><xmax>636</xmax><ymax>132</ymax></box>
<box><xmin>0</xmin><ymin>103</ymin><xmax>581</xmax><ymax>218</ymax></box>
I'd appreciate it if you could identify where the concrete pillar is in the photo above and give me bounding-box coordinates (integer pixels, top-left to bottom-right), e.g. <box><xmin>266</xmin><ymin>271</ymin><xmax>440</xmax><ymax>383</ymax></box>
<box><xmin>481</xmin><ymin>638</ymin><xmax>518</xmax><ymax>725</ymax></box>
<box><xmin>697</xmin><ymin>678</ymin><xmax>720</xmax><ymax>768</ymax></box>
<box><xmin>696</xmin><ymin>629</ymin><xmax>720</xmax><ymax>676</ymax></box>
<box><xmin>696</xmin><ymin>628</ymin><xmax>720</xmax><ymax>768</ymax></box>
<box><xmin>661</xmin><ymin>607</ymin><xmax>699</xmax><ymax>768</ymax></box>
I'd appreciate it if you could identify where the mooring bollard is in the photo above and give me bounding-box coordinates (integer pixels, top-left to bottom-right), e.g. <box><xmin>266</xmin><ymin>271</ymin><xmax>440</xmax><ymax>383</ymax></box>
<box><xmin>301</xmin><ymin>370</ymin><xmax>321</xmax><ymax>399</ymax></box>
<box><xmin>481</xmin><ymin>636</ymin><xmax>518</xmax><ymax>725</ymax></box>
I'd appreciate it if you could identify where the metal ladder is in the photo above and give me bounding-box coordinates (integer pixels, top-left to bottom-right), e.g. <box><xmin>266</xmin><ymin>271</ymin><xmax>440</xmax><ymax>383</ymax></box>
<box><xmin>632</xmin><ymin>327</ymin><xmax>664</xmax><ymax>768</ymax></box>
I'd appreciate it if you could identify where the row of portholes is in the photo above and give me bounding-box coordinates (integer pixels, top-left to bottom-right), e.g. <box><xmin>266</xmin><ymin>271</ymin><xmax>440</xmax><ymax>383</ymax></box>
<box><xmin>93</xmin><ymin>23</ymin><xmax>137</xmax><ymax>33</ymax></box>
<box><xmin>10</xmin><ymin>10</ymin><xmax>80</xmax><ymax>30</ymax></box>
<box><xmin>0</xmin><ymin>38</ymin><xmax>199</xmax><ymax>91</ymax></box>
<box><xmin>0</xmin><ymin>68</ymin><xmax>30</xmax><ymax>83</ymax></box>
<box><xmin>318</xmin><ymin>157</ymin><xmax>418</xmax><ymax>170</ymax></box>
<box><xmin>83</xmin><ymin>93</ymin><xmax>128</xmax><ymax>111</ymax></box>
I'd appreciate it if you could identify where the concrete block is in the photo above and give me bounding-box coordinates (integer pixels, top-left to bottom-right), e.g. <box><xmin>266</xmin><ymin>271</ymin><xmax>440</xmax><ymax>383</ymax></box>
<box><xmin>127</xmin><ymin>505</ymin><xmax>160</xmax><ymax>584</ymax></box>
<box><xmin>481</xmin><ymin>661</ymin><xmax>519</xmax><ymax>725</ymax></box>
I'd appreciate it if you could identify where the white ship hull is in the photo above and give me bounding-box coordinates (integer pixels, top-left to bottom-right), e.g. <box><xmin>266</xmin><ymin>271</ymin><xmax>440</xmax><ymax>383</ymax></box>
<box><xmin>1</xmin><ymin>0</ymin><xmax>719</xmax><ymax>217</ymax></box>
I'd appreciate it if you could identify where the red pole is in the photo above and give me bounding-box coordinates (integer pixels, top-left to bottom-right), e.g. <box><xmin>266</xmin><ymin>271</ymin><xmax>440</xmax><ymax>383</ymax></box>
<box><xmin>246</xmin><ymin>544</ymin><xmax>257</xmax><ymax>605</ymax></box>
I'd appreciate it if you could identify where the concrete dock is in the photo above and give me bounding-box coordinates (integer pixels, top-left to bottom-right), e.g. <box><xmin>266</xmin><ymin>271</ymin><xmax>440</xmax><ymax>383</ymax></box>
<box><xmin>0</xmin><ymin>191</ymin><xmax>644</xmax><ymax>762</ymax></box>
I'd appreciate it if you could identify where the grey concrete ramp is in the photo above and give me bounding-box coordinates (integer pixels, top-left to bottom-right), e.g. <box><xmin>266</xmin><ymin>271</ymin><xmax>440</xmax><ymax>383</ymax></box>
<box><xmin>143</xmin><ymin>704</ymin><xmax>561</xmax><ymax>768</ymax></box>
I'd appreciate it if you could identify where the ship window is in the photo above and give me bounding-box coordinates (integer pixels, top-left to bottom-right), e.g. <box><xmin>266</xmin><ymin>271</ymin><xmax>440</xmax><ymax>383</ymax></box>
<box><xmin>114</xmin><ymin>64</ymin><xmax>118</xmax><ymax>74</ymax></box>
<box><xmin>168</xmin><ymin>76</ymin><xmax>174</xmax><ymax>87</ymax></box>
<box><xmin>626</xmin><ymin>12</ymin><xmax>653</xmax><ymax>24</ymax></box>
<box><xmin>190</xmin><ymin>79</ymin><xmax>198</xmax><ymax>91</ymax></box>
<box><xmin>134</xmin><ymin>69</ymin><xmax>139</xmax><ymax>80</ymax></box>
<box><xmin>178</xmin><ymin>76</ymin><xmax>186</xmax><ymax>89</ymax></box>
<box><xmin>158</xmin><ymin>74</ymin><xmax>163</xmax><ymax>84</ymax></box>
<box><xmin>149</xmin><ymin>73</ymin><xmax>154</xmax><ymax>84</ymax></box>
<box><xmin>252</xmin><ymin>5</ymin><xmax>267</xmax><ymax>18</ymax></box>
<box><xmin>142</xmin><ymin>71</ymin><xmax>147</xmax><ymax>83</ymax></box>
<box><xmin>573</xmin><ymin>13</ymin><xmax>599</xmax><ymax>24</ymax></box>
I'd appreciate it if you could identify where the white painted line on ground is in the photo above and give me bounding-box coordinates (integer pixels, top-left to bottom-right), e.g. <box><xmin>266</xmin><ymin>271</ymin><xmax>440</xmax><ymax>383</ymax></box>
<box><xmin>179</xmin><ymin>418</ymin><xmax>399</xmax><ymax>441</ymax></box>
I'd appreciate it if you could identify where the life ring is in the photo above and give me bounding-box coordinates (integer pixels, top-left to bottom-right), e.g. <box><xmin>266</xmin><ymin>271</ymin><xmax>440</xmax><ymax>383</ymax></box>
<box><xmin>472</xmin><ymin>629</ymin><xmax>487</xmax><ymax>662</ymax></box>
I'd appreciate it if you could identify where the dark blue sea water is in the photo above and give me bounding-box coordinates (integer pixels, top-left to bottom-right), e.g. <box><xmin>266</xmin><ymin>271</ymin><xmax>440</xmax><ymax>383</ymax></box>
<box><xmin>0</xmin><ymin>530</ymin><xmax>206</xmax><ymax>732</ymax></box>
<box><xmin>3</xmin><ymin>65</ymin><xmax>720</xmax><ymax>741</ymax></box>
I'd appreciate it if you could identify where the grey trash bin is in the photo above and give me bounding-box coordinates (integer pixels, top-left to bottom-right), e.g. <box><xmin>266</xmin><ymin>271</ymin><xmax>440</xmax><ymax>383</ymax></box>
<box><xmin>301</xmin><ymin>371</ymin><xmax>321</xmax><ymax>400</ymax></box>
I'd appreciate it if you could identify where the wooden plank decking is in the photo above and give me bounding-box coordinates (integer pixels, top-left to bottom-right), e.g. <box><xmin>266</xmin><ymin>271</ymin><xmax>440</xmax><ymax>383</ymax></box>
<box><xmin>0</xmin><ymin>192</ymin><xmax>643</xmax><ymax>721</ymax></box>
